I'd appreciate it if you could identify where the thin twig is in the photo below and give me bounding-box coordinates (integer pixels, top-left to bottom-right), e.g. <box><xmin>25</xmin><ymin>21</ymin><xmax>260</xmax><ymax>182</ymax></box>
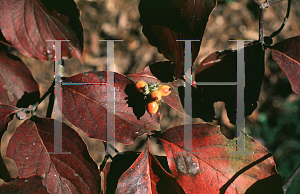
<box><xmin>21</xmin><ymin>80</ymin><xmax>55</xmax><ymax>114</ymax></box>
<box><xmin>270</xmin><ymin>0</ymin><xmax>291</xmax><ymax>38</ymax></box>
<box><xmin>259</xmin><ymin>8</ymin><xmax>265</xmax><ymax>44</ymax></box>
<box><xmin>282</xmin><ymin>163</ymin><xmax>300</xmax><ymax>194</ymax></box>
<box><xmin>46</xmin><ymin>90</ymin><xmax>55</xmax><ymax>118</ymax></box>
<box><xmin>251</xmin><ymin>0</ymin><xmax>265</xmax><ymax>44</ymax></box>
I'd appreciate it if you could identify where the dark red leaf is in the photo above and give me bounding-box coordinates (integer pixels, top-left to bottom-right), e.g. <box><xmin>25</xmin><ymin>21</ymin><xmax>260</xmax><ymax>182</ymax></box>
<box><xmin>0</xmin><ymin>51</ymin><xmax>40</xmax><ymax>107</ymax></box>
<box><xmin>190</xmin><ymin>41</ymin><xmax>265</xmax><ymax>124</ymax></box>
<box><xmin>159</xmin><ymin>123</ymin><xmax>282</xmax><ymax>193</ymax></box>
<box><xmin>272</xmin><ymin>36</ymin><xmax>300</xmax><ymax>97</ymax></box>
<box><xmin>61</xmin><ymin>71</ymin><xmax>159</xmax><ymax>144</ymax></box>
<box><xmin>116</xmin><ymin>146</ymin><xmax>182</xmax><ymax>194</ymax></box>
<box><xmin>139</xmin><ymin>0</ymin><xmax>217</xmax><ymax>78</ymax></box>
<box><xmin>6</xmin><ymin>117</ymin><xmax>100</xmax><ymax>194</ymax></box>
<box><xmin>127</xmin><ymin>65</ymin><xmax>184</xmax><ymax>114</ymax></box>
<box><xmin>104</xmin><ymin>152</ymin><xmax>140</xmax><ymax>193</ymax></box>
<box><xmin>0</xmin><ymin>175</ymin><xmax>49</xmax><ymax>194</ymax></box>
<box><xmin>0</xmin><ymin>0</ymin><xmax>83</xmax><ymax>62</ymax></box>
<box><xmin>0</xmin><ymin>104</ymin><xmax>19</xmax><ymax>135</ymax></box>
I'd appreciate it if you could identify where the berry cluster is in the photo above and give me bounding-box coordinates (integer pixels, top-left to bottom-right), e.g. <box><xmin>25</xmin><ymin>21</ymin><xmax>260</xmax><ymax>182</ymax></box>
<box><xmin>135</xmin><ymin>81</ymin><xmax>172</xmax><ymax>115</ymax></box>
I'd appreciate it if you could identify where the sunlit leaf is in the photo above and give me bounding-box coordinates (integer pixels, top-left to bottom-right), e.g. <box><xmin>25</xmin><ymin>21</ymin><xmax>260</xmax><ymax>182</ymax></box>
<box><xmin>159</xmin><ymin>123</ymin><xmax>282</xmax><ymax>193</ymax></box>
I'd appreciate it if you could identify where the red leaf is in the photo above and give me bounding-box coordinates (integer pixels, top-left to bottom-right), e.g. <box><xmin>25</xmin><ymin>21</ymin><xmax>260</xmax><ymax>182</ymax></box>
<box><xmin>0</xmin><ymin>51</ymin><xmax>40</xmax><ymax>107</ymax></box>
<box><xmin>0</xmin><ymin>0</ymin><xmax>83</xmax><ymax>62</ymax></box>
<box><xmin>61</xmin><ymin>71</ymin><xmax>159</xmax><ymax>144</ymax></box>
<box><xmin>6</xmin><ymin>117</ymin><xmax>100</xmax><ymax>194</ymax></box>
<box><xmin>116</xmin><ymin>146</ymin><xmax>182</xmax><ymax>194</ymax></box>
<box><xmin>0</xmin><ymin>175</ymin><xmax>49</xmax><ymax>194</ymax></box>
<box><xmin>159</xmin><ymin>123</ymin><xmax>282</xmax><ymax>193</ymax></box>
<box><xmin>272</xmin><ymin>36</ymin><xmax>300</xmax><ymax>97</ymax></box>
<box><xmin>0</xmin><ymin>104</ymin><xmax>19</xmax><ymax>134</ymax></box>
<box><xmin>127</xmin><ymin>65</ymin><xmax>184</xmax><ymax>114</ymax></box>
<box><xmin>139</xmin><ymin>0</ymin><xmax>217</xmax><ymax>78</ymax></box>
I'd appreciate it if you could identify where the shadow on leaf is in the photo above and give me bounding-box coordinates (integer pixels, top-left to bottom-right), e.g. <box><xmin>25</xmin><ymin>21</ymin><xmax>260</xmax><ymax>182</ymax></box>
<box><xmin>16</xmin><ymin>91</ymin><xmax>40</xmax><ymax>108</ymax></box>
<box><xmin>105</xmin><ymin>152</ymin><xmax>140</xmax><ymax>194</ymax></box>
<box><xmin>125</xmin><ymin>83</ymin><xmax>147</xmax><ymax>120</ymax></box>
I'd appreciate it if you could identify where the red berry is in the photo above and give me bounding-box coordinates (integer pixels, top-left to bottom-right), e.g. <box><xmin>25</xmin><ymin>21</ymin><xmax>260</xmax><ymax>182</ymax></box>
<box><xmin>158</xmin><ymin>85</ymin><xmax>172</xmax><ymax>96</ymax></box>
<box><xmin>146</xmin><ymin>102</ymin><xmax>159</xmax><ymax>114</ymax></box>
<box><xmin>135</xmin><ymin>81</ymin><xmax>147</xmax><ymax>93</ymax></box>
<box><xmin>150</xmin><ymin>90</ymin><xmax>162</xmax><ymax>102</ymax></box>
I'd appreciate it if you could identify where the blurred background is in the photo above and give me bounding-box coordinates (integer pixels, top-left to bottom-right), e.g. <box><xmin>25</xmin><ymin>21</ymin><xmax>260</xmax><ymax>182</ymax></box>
<box><xmin>1</xmin><ymin>0</ymin><xmax>299</xmax><ymax>193</ymax></box>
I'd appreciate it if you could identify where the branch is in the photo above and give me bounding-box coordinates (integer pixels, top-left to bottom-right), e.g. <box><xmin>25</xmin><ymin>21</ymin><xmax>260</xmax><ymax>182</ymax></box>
<box><xmin>282</xmin><ymin>163</ymin><xmax>300</xmax><ymax>194</ymax></box>
<box><xmin>269</xmin><ymin>0</ymin><xmax>291</xmax><ymax>38</ymax></box>
<box><xmin>251</xmin><ymin>0</ymin><xmax>265</xmax><ymax>44</ymax></box>
<box><xmin>46</xmin><ymin>90</ymin><xmax>55</xmax><ymax>118</ymax></box>
<box><xmin>259</xmin><ymin>8</ymin><xmax>265</xmax><ymax>44</ymax></box>
<box><xmin>20</xmin><ymin>80</ymin><xmax>55</xmax><ymax>115</ymax></box>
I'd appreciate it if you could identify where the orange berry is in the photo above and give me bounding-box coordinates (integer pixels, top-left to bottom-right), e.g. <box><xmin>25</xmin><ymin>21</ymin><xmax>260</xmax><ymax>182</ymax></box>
<box><xmin>135</xmin><ymin>81</ymin><xmax>147</xmax><ymax>93</ymax></box>
<box><xmin>158</xmin><ymin>85</ymin><xmax>172</xmax><ymax>96</ymax></box>
<box><xmin>150</xmin><ymin>90</ymin><xmax>161</xmax><ymax>102</ymax></box>
<box><xmin>146</xmin><ymin>102</ymin><xmax>159</xmax><ymax>114</ymax></box>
